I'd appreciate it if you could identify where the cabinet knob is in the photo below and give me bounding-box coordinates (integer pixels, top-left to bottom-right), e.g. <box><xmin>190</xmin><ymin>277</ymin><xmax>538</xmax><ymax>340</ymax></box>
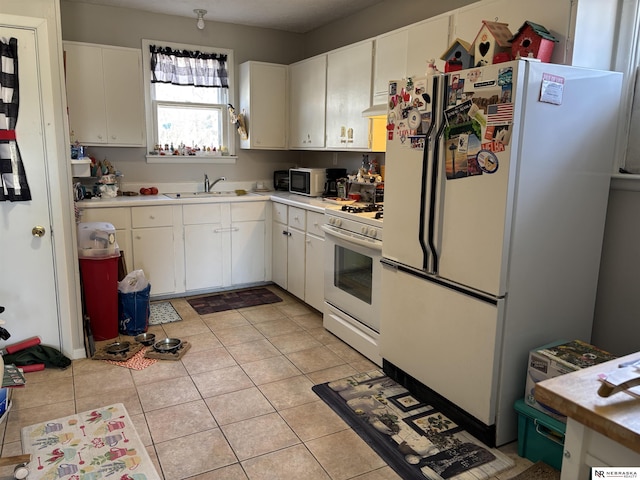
<box><xmin>149</xmin><ymin>215</ymin><xmax>155</xmax><ymax>220</ymax></box>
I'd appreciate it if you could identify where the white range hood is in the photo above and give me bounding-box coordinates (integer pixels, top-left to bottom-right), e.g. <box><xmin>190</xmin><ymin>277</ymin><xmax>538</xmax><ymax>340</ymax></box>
<box><xmin>362</xmin><ymin>103</ymin><xmax>387</xmax><ymax>118</ymax></box>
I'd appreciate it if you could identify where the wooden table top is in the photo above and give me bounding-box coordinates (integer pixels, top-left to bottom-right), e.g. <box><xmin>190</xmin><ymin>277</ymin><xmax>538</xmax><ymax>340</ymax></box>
<box><xmin>535</xmin><ymin>351</ymin><xmax>640</xmax><ymax>454</ymax></box>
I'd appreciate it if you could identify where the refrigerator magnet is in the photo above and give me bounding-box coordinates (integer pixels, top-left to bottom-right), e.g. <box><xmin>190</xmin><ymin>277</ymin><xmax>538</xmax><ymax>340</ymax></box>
<box><xmin>476</xmin><ymin>150</ymin><xmax>499</xmax><ymax>174</ymax></box>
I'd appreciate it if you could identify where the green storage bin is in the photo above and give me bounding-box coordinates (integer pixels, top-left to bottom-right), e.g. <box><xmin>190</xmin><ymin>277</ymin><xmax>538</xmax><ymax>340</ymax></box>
<box><xmin>514</xmin><ymin>398</ymin><xmax>566</xmax><ymax>470</ymax></box>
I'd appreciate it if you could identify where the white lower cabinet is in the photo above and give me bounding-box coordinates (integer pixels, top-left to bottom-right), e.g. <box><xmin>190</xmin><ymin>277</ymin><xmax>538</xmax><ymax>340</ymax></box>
<box><xmin>230</xmin><ymin>202</ymin><xmax>267</xmax><ymax>285</ymax></box>
<box><xmin>183</xmin><ymin>201</ymin><xmax>267</xmax><ymax>292</ymax></box>
<box><xmin>131</xmin><ymin>206</ymin><xmax>178</xmax><ymax>296</ymax></box>
<box><xmin>287</xmin><ymin>227</ymin><xmax>306</xmax><ymax>301</ymax></box>
<box><xmin>271</xmin><ymin>203</ymin><xmax>325</xmax><ymax>309</ymax></box>
<box><xmin>183</xmin><ymin>203</ymin><xmax>225</xmax><ymax>291</ymax></box>
<box><xmin>304</xmin><ymin>210</ymin><xmax>325</xmax><ymax>311</ymax></box>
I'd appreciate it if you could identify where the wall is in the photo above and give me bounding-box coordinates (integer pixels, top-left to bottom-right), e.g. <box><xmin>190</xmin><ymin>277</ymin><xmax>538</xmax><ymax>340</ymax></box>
<box><xmin>58</xmin><ymin>0</ymin><xmax>482</xmax><ymax>184</ymax></box>
<box><xmin>304</xmin><ymin>0</ymin><xmax>477</xmax><ymax>57</ymax></box>
<box><xmin>592</xmin><ymin>181</ymin><xmax>640</xmax><ymax>356</ymax></box>
<box><xmin>60</xmin><ymin>1</ymin><xmax>308</xmax><ymax>185</ymax></box>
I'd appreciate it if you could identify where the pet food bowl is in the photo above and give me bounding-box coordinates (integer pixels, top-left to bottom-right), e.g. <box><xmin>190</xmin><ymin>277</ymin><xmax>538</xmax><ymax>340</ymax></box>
<box><xmin>153</xmin><ymin>338</ymin><xmax>182</xmax><ymax>353</ymax></box>
<box><xmin>105</xmin><ymin>341</ymin><xmax>130</xmax><ymax>354</ymax></box>
<box><xmin>134</xmin><ymin>333</ymin><xmax>156</xmax><ymax>346</ymax></box>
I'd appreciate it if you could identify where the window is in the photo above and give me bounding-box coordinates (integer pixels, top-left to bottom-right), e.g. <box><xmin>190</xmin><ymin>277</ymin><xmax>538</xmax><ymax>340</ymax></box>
<box><xmin>142</xmin><ymin>40</ymin><xmax>235</xmax><ymax>161</ymax></box>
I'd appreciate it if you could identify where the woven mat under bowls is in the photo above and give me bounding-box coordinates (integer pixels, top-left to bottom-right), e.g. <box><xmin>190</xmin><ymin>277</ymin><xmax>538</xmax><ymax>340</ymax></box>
<box><xmin>92</xmin><ymin>341</ymin><xmax>143</xmax><ymax>361</ymax></box>
<box><xmin>144</xmin><ymin>341</ymin><xmax>191</xmax><ymax>360</ymax></box>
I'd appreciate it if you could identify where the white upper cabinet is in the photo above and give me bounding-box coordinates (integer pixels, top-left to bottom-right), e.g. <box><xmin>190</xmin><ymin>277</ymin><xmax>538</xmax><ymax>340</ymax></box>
<box><xmin>371</xmin><ymin>15</ymin><xmax>450</xmax><ymax>107</ymax></box>
<box><xmin>406</xmin><ymin>15</ymin><xmax>451</xmax><ymax>78</ymax></box>
<box><xmin>64</xmin><ymin>42</ymin><xmax>145</xmax><ymax>146</ymax></box>
<box><xmin>289</xmin><ymin>55</ymin><xmax>327</xmax><ymax>149</ymax></box>
<box><xmin>373</xmin><ymin>30</ymin><xmax>408</xmax><ymax>105</ymax></box>
<box><xmin>239</xmin><ymin>61</ymin><xmax>287</xmax><ymax>150</ymax></box>
<box><xmin>325</xmin><ymin>40</ymin><xmax>373</xmax><ymax>150</ymax></box>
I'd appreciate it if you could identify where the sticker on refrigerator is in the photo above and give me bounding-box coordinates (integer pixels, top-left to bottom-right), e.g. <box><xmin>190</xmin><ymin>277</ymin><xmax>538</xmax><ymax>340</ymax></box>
<box><xmin>486</xmin><ymin>103</ymin><xmax>514</xmax><ymax>125</ymax></box>
<box><xmin>476</xmin><ymin>149</ymin><xmax>499</xmax><ymax>174</ymax></box>
<box><xmin>445</xmin><ymin>134</ymin><xmax>482</xmax><ymax>179</ymax></box>
<box><xmin>540</xmin><ymin>72</ymin><xmax>564</xmax><ymax>105</ymax></box>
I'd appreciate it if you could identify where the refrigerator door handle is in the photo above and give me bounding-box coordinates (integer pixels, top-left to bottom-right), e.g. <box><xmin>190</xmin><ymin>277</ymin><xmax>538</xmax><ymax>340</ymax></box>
<box><xmin>428</xmin><ymin>74</ymin><xmax>449</xmax><ymax>274</ymax></box>
<box><xmin>418</xmin><ymin>76</ymin><xmax>438</xmax><ymax>271</ymax></box>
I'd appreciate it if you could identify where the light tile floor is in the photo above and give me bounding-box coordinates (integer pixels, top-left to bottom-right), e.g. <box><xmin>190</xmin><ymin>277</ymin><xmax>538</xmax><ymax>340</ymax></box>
<box><xmin>0</xmin><ymin>285</ymin><xmax>533</xmax><ymax>479</ymax></box>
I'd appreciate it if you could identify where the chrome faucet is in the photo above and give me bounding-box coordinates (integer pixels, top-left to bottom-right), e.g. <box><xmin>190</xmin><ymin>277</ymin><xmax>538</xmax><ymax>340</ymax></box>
<box><xmin>204</xmin><ymin>174</ymin><xmax>226</xmax><ymax>192</ymax></box>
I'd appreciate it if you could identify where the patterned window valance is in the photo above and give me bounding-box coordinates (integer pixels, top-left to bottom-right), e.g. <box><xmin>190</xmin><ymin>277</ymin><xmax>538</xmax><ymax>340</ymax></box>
<box><xmin>149</xmin><ymin>45</ymin><xmax>229</xmax><ymax>88</ymax></box>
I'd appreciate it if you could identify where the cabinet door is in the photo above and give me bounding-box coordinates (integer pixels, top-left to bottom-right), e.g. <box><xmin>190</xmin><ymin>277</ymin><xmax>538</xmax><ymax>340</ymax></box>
<box><xmin>289</xmin><ymin>55</ymin><xmax>327</xmax><ymax>149</ymax></box>
<box><xmin>373</xmin><ymin>30</ymin><xmax>408</xmax><ymax>105</ymax></box>
<box><xmin>239</xmin><ymin>62</ymin><xmax>287</xmax><ymax>149</ymax></box>
<box><xmin>184</xmin><ymin>224</ymin><xmax>225</xmax><ymax>291</ymax></box>
<box><xmin>232</xmin><ymin>220</ymin><xmax>266</xmax><ymax>285</ymax></box>
<box><xmin>326</xmin><ymin>41</ymin><xmax>373</xmax><ymax>149</ymax></box>
<box><xmin>64</xmin><ymin>43</ymin><xmax>108</xmax><ymax>144</ymax></box>
<box><xmin>132</xmin><ymin>226</ymin><xmax>176</xmax><ymax>295</ymax></box>
<box><xmin>102</xmin><ymin>47</ymin><xmax>145</xmax><ymax>146</ymax></box>
<box><xmin>304</xmin><ymin>234</ymin><xmax>324</xmax><ymax>312</ymax></box>
<box><xmin>406</xmin><ymin>15</ymin><xmax>451</xmax><ymax>78</ymax></box>
<box><xmin>272</xmin><ymin>221</ymin><xmax>288</xmax><ymax>289</ymax></box>
<box><xmin>287</xmin><ymin>227</ymin><xmax>306</xmax><ymax>300</ymax></box>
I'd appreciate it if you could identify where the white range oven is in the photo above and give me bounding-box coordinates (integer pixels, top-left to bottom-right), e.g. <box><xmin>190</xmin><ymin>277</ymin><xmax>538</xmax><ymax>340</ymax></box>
<box><xmin>322</xmin><ymin>204</ymin><xmax>383</xmax><ymax>366</ymax></box>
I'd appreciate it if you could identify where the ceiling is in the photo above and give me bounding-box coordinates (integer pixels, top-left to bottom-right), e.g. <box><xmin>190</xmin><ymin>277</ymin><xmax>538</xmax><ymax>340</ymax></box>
<box><xmin>64</xmin><ymin>0</ymin><xmax>387</xmax><ymax>33</ymax></box>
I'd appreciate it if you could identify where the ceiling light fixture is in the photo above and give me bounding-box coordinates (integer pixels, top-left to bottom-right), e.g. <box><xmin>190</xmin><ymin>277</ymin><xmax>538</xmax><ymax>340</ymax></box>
<box><xmin>194</xmin><ymin>9</ymin><xmax>207</xmax><ymax>30</ymax></box>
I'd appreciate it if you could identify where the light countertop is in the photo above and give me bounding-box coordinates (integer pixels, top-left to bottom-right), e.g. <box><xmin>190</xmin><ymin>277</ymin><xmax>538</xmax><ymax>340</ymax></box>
<box><xmin>76</xmin><ymin>190</ymin><xmax>335</xmax><ymax>214</ymax></box>
<box><xmin>535</xmin><ymin>351</ymin><xmax>640</xmax><ymax>454</ymax></box>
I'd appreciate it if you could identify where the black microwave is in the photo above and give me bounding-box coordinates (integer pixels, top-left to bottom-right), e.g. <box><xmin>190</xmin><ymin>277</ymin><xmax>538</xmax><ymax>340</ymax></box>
<box><xmin>273</xmin><ymin>170</ymin><xmax>289</xmax><ymax>191</ymax></box>
<box><xmin>289</xmin><ymin>168</ymin><xmax>326</xmax><ymax>197</ymax></box>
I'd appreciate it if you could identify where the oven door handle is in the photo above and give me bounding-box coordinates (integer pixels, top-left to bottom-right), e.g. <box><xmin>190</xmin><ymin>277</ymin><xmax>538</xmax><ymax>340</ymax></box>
<box><xmin>321</xmin><ymin>225</ymin><xmax>382</xmax><ymax>252</ymax></box>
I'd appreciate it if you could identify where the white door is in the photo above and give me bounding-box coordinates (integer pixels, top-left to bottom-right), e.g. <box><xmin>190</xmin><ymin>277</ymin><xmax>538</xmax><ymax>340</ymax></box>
<box><xmin>0</xmin><ymin>26</ymin><xmax>61</xmax><ymax>349</ymax></box>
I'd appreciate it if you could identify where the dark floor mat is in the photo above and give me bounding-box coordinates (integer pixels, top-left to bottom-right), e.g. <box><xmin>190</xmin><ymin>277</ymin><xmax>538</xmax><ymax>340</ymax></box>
<box><xmin>187</xmin><ymin>287</ymin><xmax>282</xmax><ymax>315</ymax></box>
<box><xmin>313</xmin><ymin>371</ymin><xmax>515</xmax><ymax>480</ymax></box>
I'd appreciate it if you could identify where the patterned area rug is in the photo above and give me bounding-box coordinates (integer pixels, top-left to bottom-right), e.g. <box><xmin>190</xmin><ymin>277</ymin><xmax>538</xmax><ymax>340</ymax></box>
<box><xmin>21</xmin><ymin>403</ymin><xmax>161</xmax><ymax>479</ymax></box>
<box><xmin>187</xmin><ymin>287</ymin><xmax>282</xmax><ymax>315</ymax></box>
<box><xmin>313</xmin><ymin>371</ymin><xmax>515</xmax><ymax>480</ymax></box>
<box><xmin>149</xmin><ymin>301</ymin><xmax>182</xmax><ymax>325</ymax></box>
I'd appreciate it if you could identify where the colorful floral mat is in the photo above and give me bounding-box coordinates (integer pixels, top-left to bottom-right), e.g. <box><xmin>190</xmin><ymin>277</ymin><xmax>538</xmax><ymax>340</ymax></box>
<box><xmin>187</xmin><ymin>287</ymin><xmax>282</xmax><ymax>315</ymax></box>
<box><xmin>313</xmin><ymin>371</ymin><xmax>514</xmax><ymax>480</ymax></box>
<box><xmin>148</xmin><ymin>302</ymin><xmax>182</xmax><ymax>325</ymax></box>
<box><xmin>21</xmin><ymin>403</ymin><xmax>160</xmax><ymax>479</ymax></box>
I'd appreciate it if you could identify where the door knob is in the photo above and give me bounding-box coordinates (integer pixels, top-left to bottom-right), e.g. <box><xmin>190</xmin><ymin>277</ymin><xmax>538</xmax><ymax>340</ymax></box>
<box><xmin>32</xmin><ymin>226</ymin><xmax>46</xmax><ymax>237</ymax></box>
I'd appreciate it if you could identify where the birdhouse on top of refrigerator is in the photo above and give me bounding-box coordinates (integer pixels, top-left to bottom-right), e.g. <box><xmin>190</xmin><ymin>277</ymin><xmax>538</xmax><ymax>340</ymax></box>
<box><xmin>440</xmin><ymin>38</ymin><xmax>474</xmax><ymax>73</ymax></box>
<box><xmin>471</xmin><ymin>20</ymin><xmax>513</xmax><ymax>66</ymax></box>
<box><xmin>509</xmin><ymin>21</ymin><xmax>558</xmax><ymax>63</ymax></box>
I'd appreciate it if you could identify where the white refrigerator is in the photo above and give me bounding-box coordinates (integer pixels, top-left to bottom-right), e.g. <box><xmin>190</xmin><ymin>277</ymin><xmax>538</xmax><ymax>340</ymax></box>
<box><xmin>380</xmin><ymin>59</ymin><xmax>622</xmax><ymax>446</ymax></box>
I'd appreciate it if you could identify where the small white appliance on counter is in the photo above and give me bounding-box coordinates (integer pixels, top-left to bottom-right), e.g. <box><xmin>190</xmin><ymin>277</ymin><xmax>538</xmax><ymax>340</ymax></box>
<box><xmin>380</xmin><ymin>59</ymin><xmax>622</xmax><ymax>447</ymax></box>
<box><xmin>289</xmin><ymin>168</ymin><xmax>326</xmax><ymax>197</ymax></box>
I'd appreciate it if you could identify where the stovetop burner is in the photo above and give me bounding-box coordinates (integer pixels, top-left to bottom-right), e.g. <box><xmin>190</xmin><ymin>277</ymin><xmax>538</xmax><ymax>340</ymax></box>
<box><xmin>341</xmin><ymin>203</ymin><xmax>383</xmax><ymax>214</ymax></box>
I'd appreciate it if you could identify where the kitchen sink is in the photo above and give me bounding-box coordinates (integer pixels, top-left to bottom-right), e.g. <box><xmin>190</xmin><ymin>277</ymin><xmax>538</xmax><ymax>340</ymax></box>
<box><xmin>164</xmin><ymin>191</ymin><xmax>245</xmax><ymax>199</ymax></box>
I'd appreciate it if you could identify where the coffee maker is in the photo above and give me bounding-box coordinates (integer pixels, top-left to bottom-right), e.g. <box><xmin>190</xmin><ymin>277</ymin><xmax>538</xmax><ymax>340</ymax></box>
<box><xmin>324</xmin><ymin>168</ymin><xmax>347</xmax><ymax>197</ymax></box>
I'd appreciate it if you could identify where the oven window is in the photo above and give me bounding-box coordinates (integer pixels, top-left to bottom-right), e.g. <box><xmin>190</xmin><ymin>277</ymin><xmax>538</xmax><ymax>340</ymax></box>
<box><xmin>334</xmin><ymin>245</ymin><xmax>372</xmax><ymax>304</ymax></box>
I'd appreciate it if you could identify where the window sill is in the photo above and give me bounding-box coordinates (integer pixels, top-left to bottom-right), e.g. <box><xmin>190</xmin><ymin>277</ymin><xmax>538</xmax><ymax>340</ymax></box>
<box><xmin>611</xmin><ymin>173</ymin><xmax>640</xmax><ymax>192</ymax></box>
<box><xmin>145</xmin><ymin>155</ymin><xmax>237</xmax><ymax>165</ymax></box>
